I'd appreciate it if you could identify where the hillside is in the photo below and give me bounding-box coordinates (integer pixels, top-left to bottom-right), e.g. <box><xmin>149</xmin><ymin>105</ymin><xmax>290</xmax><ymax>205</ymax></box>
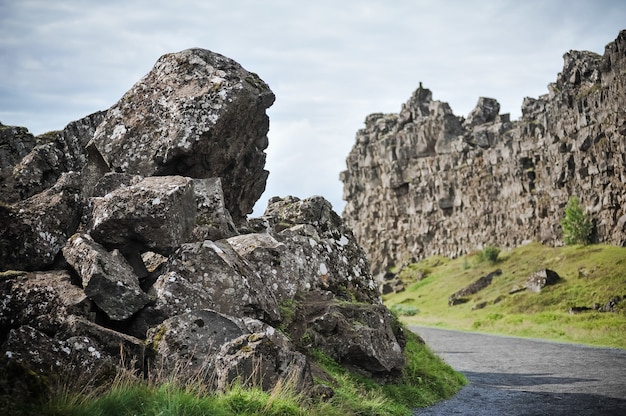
<box><xmin>384</xmin><ymin>243</ymin><xmax>626</xmax><ymax>349</ymax></box>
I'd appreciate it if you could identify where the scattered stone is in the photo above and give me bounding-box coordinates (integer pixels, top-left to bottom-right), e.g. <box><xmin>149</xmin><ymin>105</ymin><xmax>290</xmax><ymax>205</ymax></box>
<box><xmin>449</xmin><ymin>269</ymin><xmax>502</xmax><ymax>305</ymax></box>
<box><xmin>526</xmin><ymin>269</ymin><xmax>561</xmax><ymax>293</ymax></box>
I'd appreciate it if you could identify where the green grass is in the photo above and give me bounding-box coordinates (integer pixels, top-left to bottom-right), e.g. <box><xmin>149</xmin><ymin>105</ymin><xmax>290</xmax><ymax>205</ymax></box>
<box><xmin>24</xmin><ymin>324</ymin><xmax>465</xmax><ymax>416</ymax></box>
<box><xmin>385</xmin><ymin>242</ymin><xmax>626</xmax><ymax>349</ymax></box>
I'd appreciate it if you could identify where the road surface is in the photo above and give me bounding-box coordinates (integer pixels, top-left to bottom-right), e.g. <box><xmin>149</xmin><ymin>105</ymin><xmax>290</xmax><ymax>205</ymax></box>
<box><xmin>411</xmin><ymin>326</ymin><xmax>626</xmax><ymax>415</ymax></box>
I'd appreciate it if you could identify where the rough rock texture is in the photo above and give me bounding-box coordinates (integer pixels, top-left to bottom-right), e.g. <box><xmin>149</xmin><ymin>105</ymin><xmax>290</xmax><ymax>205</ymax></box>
<box><xmin>341</xmin><ymin>30</ymin><xmax>626</xmax><ymax>278</ymax></box>
<box><xmin>0</xmin><ymin>172</ymin><xmax>83</xmax><ymax>271</ymax></box>
<box><xmin>87</xmin><ymin>48</ymin><xmax>274</xmax><ymax>222</ymax></box>
<box><xmin>88</xmin><ymin>175</ymin><xmax>197</xmax><ymax>255</ymax></box>
<box><xmin>0</xmin><ymin>48</ymin><xmax>406</xmax><ymax>404</ymax></box>
<box><xmin>63</xmin><ymin>233</ymin><xmax>150</xmax><ymax>321</ymax></box>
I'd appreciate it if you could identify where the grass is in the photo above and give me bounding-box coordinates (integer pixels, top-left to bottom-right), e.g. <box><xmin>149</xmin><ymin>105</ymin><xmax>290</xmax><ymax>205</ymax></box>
<box><xmin>384</xmin><ymin>242</ymin><xmax>626</xmax><ymax>349</ymax></box>
<box><xmin>20</xmin><ymin>324</ymin><xmax>465</xmax><ymax>416</ymax></box>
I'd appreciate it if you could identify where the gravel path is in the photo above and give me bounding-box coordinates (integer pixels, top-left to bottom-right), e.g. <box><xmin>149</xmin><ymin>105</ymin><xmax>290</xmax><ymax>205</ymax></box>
<box><xmin>411</xmin><ymin>326</ymin><xmax>626</xmax><ymax>415</ymax></box>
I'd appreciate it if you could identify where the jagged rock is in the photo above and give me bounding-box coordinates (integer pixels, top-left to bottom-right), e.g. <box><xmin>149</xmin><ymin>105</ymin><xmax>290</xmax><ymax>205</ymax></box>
<box><xmin>526</xmin><ymin>269</ymin><xmax>560</xmax><ymax>293</ymax></box>
<box><xmin>465</xmin><ymin>97</ymin><xmax>501</xmax><ymax>127</ymax></box>
<box><xmin>287</xmin><ymin>292</ymin><xmax>404</xmax><ymax>376</ymax></box>
<box><xmin>449</xmin><ymin>269</ymin><xmax>502</xmax><ymax>306</ymax></box>
<box><xmin>191</xmin><ymin>177</ymin><xmax>238</xmax><ymax>241</ymax></box>
<box><xmin>87</xmin><ymin>48</ymin><xmax>274</xmax><ymax>223</ymax></box>
<box><xmin>0</xmin><ymin>270</ymin><xmax>93</xmax><ymax>336</ymax></box>
<box><xmin>91</xmin><ymin>172</ymin><xmax>144</xmax><ymax>197</ymax></box>
<box><xmin>88</xmin><ymin>175</ymin><xmax>197</xmax><ymax>255</ymax></box>
<box><xmin>0</xmin><ymin>123</ymin><xmax>37</xmax><ymax>204</ymax></box>
<box><xmin>253</xmin><ymin>196</ymin><xmax>380</xmax><ymax>304</ymax></box>
<box><xmin>153</xmin><ymin>239</ymin><xmax>280</xmax><ymax>322</ymax></box>
<box><xmin>0</xmin><ymin>172</ymin><xmax>83</xmax><ymax>271</ymax></box>
<box><xmin>214</xmin><ymin>331</ymin><xmax>312</xmax><ymax>392</ymax></box>
<box><xmin>11</xmin><ymin>112</ymin><xmax>106</xmax><ymax>201</ymax></box>
<box><xmin>146</xmin><ymin>309</ymin><xmax>246</xmax><ymax>381</ymax></box>
<box><xmin>58</xmin><ymin>315</ymin><xmax>145</xmax><ymax>362</ymax></box>
<box><xmin>0</xmin><ymin>326</ymin><xmax>117</xmax><ymax>403</ymax></box>
<box><xmin>342</xmin><ymin>30</ymin><xmax>626</xmax><ymax>278</ymax></box>
<box><xmin>62</xmin><ymin>233</ymin><xmax>149</xmax><ymax>321</ymax></box>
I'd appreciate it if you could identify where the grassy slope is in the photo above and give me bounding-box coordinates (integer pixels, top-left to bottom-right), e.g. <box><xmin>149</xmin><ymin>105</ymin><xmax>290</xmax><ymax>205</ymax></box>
<box><xmin>385</xmin><ymin>243</ymin><xmax>626</xmax><ymax>349</ymax></box>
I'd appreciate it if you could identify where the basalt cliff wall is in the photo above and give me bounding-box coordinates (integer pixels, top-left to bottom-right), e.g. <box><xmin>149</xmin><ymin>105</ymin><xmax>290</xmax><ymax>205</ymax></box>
<box><xmin>341</xmin><ymin>30</ymin><xmax>626</xmax><ymax>279</ymax></box>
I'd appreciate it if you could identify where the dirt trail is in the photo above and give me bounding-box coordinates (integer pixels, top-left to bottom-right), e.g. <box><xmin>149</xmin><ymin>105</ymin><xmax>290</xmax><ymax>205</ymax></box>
<box><xmin>411</xmin><ymin>326</ymin><xmax>626</xmax><ymax>415</ymax></box>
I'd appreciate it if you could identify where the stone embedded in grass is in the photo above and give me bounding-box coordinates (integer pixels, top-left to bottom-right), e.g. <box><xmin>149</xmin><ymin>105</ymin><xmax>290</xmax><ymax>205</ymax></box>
<box><xmin>526</xmin><ymin>269</ymin><xmax>560</xmax><ymax>293</ymax></box>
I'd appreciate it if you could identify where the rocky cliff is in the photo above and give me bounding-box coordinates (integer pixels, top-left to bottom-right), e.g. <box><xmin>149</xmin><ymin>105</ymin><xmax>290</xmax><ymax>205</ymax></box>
<box><xmin>341</xmin><ymin>30</ymin><xmax>626</xmax><ymax>279</ymax></box>
<box><xmin>0</xmin><ymin>49</ymin><xmax>405</xmax><ymax>407</ymax></box>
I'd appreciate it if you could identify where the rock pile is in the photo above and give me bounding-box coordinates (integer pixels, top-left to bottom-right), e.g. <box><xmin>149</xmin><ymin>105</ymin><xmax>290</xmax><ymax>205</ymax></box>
<box><xmin>341</xmin><ymin>30</ymin><xmax>626</xmax><ymax>280</ymax></box>
<box><xmin>0</xmin><ymin>49</ymin><xmax>405</xmax><ymax>404</ymax></box>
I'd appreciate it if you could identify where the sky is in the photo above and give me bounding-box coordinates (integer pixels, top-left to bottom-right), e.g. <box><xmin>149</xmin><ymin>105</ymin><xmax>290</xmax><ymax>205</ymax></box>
<box><xmin>1</xmin><ymin>1</ymin><xmax>625</xmax><ymax>216</ymax></box>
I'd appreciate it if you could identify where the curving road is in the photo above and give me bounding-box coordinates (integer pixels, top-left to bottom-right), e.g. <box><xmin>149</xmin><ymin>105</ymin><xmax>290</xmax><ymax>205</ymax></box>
<box><xmin>411</xmin><ymin>326</ymin><xmax>626</xmax><ymax>415</ymax></box>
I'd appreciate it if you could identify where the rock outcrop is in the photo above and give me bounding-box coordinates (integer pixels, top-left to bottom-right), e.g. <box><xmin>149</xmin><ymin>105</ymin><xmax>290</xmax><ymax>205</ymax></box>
<box><xmin>0</xmin><ymin>48</ymin><xmax>405</xmax><ymax>405</ymax></box>
<box><xmin>341</xmin><ymin>30</ymin><xmax>626</xmax><ymax>279</ymax></box>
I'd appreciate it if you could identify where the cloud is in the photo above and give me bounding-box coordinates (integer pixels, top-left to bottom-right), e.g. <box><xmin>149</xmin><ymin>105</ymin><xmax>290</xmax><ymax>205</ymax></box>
<box><xmin>1</xmin><ymin>0</ymin><xmax>625</xmax><ymax>216</ymax></box>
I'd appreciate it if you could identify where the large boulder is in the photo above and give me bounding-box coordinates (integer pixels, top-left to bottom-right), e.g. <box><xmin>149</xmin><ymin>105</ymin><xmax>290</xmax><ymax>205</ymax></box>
<box><xmin>87</xmin><ymin>175</ymin><xmax>197</xmax><ymax>255</ymax></box>
<box><xmin>153</xmin><ymin>239</ymin><xmax>280</xmax><ymax>322</ymax></box>
<box><xmin>87</xmin><ymin>48</ymin><xmax>275</xmax><ymax>222</ymax></box>
<box><xmin>146</xmin><ymin>309</ymin><xmax>246</xmax><ymax>381</ymax></box>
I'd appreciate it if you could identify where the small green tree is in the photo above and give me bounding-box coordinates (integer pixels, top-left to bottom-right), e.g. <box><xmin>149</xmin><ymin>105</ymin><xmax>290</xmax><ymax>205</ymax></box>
<box><xmin>561</xmin><ymin>196</ymin><xmax>592</xmax><ymax>245</ymax></box>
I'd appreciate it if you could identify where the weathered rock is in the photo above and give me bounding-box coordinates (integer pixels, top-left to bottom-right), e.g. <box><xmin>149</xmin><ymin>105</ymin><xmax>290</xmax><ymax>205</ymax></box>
<box><xmin>0</xmin><ymin>123</ymin><xmax>37</xmax><ymax>204</ymax></box>
<box><xmin>286</xmin><ymin>292</ymin><xmax>405</xmax><ymax>376</ymax></box>
<box><xmin>153</xmin><ymin>239</ymin><xmax>280</xmax><ymax>322</ymax></box>
<box><xmin>146</xmin><ymin>309</ymin><xmax>246</xmax><ymax>381</ymax></box>
<box><xmin>87</xmin><ymin>48</ymin><xmax>274</xmax><ymax>223</ymax></box>
<box><xmin>342</xmin><ymin>30</ymin><xmax>626</xmax><ymax>278</ymax></box>
<box><xmin>526</xmin><ymin>269</ymin><xmax>560</xmax><ymax>293</ymax></box>
<box><xmin>0</xmin><ymin>326</ymin><xmax>116</xmax><ymax>401</ymax></box>
<box><xmin>191</xmin><ymin>177</ymin><xmax>238</xmax><ymax>241</ymax></box>
<box><xmin>0</xmin><ymin>270</ymin><xmax>92</xmax><ymax>337</ymax></box>
<box><xmin>214</xmin><ymin>331</ymin><xmax>312</xmax><ymax>392</ymax></box>
<box><xmin>11</xmin><ymin>111</ymin><xmax>106</xmax><ymax>201</ymax></box>
<box><xmin>250</xmin><ymin>196</ymin><xmax>380</xmax><ymax>304</ymax></box>
<box><xmin>63</xmin><ymin>233</ymin><xmax>149</xmax><ymax>321</ymax></box>
<box><xmin>88</xmin><ymin>175</ymin><xmax>197</xmax><ymax>255</ymax></box>
<box><xmin>58</xmin><ymin>315</ymin><xmax>145</xmax><ymax>363</ymax></box>
<box><xmin>449</xmin><ymin>269</ymin><xmax>502</xmax><ymax>306</ymax></box>
<box><xmin>0</xmin><ymin>172</ymin><xmax>83</xmax><ymax>271</ymax></box>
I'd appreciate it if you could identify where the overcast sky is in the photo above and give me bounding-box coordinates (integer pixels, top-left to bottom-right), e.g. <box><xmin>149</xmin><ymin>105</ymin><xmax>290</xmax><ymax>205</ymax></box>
<box><xmin>1</xmin><ymin>1</ymin><xmax>625</xmax><ymax>216</ymax></box>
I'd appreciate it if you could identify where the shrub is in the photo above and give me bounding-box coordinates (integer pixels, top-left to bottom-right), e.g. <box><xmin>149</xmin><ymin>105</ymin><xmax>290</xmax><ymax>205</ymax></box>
<box><xmin>561</xmin><ymin>196</ymin><xmax>592</xmax><ymax>245</ymax></box>
<box><xmin>477</xmin><ymin>245</ymin><xmax>500</xmax><ymax>263</ymax></box>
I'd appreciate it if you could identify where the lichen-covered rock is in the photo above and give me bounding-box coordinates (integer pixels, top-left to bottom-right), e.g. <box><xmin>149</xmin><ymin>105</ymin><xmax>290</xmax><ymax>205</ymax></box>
<box><xmin>88</xmin><ymin>175</ymin><xmax>197</xmax><ymax>255</ymax></box>
<box><xmin>87</xmin><ymin>48</ymin><xmax>274</xmax><ymax>223</ymax></box>
<box><xmin>214</xmin><ymin>331</ymin><xmax>312</xmax><ymax>392</ymax></box>
<box><xmin>62</xmin><ymin>233</ymin><xmax>149</xmax><ymax>321</ymax></box>
<box><xmin>0</xmin><ymin>172</ymin><xmax>83</xmax><ymax>271</ymax></box>
<box><xmin>285</xmin><ymin>292</ymin><xmax>405</xmax><ymax>376</ymax></box>
<box><xmin>7</xmin><ymin>112</ymin><xmax>106</xmax><ymax>202</ymax></box>
<box><xmin>342</xmin><ymin>30</ymin><xmax>626</xmax><ymax>278</ymax></box>
<box><xmin>0</xmin><ymin>270</ymin><xmax>92</xmax><ymax>336</ymax></box>
<box><xmin>191</xmin><ymin>177</ymin><xmax>238</xmax><ymax>241</ymax></box>
<box><xmin>146</xmin><ymin>309</ymin><xmax>246</xmax><ymax>380</ymax></box>
<box><xmin>154</xmin><ymin>240</ymin><xmax>280</xmax><ymax>322</ymax></box>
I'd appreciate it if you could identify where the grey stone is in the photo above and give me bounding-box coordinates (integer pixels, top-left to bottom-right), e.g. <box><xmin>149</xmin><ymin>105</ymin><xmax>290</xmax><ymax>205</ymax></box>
<box><xmin>87</xmin><ymin>48</ymin><xmax>274</xmax><ymax>223</ymax></box>
<box><xmin>526</xmin><ymin>269</ymin><xmax>561</xmax><ymax>293</ymax></box>
<box><xmin>63</xmin><ymin>233</ymin><xmax>149</xmax><ymax>321</ymax></box>
<box><xmin>88</xmin><ymin>175</ymin><xmax>197</xmax><ymax>255</ymax></box>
